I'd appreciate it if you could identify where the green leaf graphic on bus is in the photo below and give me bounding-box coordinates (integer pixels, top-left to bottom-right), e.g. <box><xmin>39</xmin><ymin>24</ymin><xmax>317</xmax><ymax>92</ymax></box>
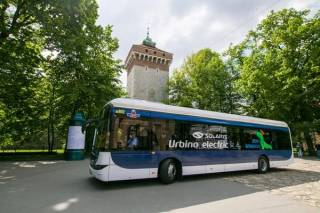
<box><xmin>256</xmin><ymin>130</ymin><xmax>272</xmax><ymax>150</ymax></box>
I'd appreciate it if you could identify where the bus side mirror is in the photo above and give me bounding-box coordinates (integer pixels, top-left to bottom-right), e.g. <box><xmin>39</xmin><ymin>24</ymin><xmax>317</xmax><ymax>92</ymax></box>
<box><xmin>82</xmin><ymin>119</ymin><xmax>99</xmax><ymax>133</ymax></box>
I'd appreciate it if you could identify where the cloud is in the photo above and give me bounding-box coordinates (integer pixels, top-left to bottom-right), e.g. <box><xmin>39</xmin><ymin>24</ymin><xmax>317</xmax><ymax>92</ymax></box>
<box><xmin>97</xmin><ymin>0</ymin><xmax>320</xmax><ymax>87</ymax></box>
<box><xmin>153</xmin><ymin>4</ymin><xmax>210</xmax><ymax>47</ymax></box>
<box><xmin>286</xmin><ymin>0</ymin><xmax>320</xmax><ymax>11</ymax></box>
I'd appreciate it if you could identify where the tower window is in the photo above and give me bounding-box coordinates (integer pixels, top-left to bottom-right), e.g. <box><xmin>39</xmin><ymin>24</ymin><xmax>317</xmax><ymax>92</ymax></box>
<box><xmin>163</xmin><ymin>53</ymin><xmax>165</xmax><ymax>57</ymax></box>
<box><xmin>145</xmin><ymin>49</ymin><xmax>148</xmax><ymax>53</ymax></box>
<box><xmin>154</xmin><ymin>51</ymin><xmax>157</xmax><ymax>54</ymax></box>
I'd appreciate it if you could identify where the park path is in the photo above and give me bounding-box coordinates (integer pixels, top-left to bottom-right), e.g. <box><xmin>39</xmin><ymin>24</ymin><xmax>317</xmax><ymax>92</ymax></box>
<box><xmin>224</xmin><ymin>157</ymin><xmax>320</xmax><ymax>208</ymax></box>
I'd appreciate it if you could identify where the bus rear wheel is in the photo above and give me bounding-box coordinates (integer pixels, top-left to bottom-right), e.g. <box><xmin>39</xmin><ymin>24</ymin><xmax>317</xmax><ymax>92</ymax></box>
<box><xmin>258</xmin><ymin>156</ymin><xmax>269</xmax><ymax>173</ymax></box>
<box><xmin>159</xmin><ymin>159</ymin><xmax>177</xmax><ymax>184</ymax></box>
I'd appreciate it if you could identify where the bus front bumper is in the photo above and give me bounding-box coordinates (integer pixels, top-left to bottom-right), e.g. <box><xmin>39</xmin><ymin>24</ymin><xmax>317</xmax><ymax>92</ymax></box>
<box><xmin>89</xmin><ymin>164</ymin><xmax>109</xmax><ymax>182</ymax></box>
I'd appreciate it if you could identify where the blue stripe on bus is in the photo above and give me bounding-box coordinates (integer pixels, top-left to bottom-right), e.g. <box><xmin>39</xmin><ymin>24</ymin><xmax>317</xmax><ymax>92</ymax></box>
<box><xmin>112</xmin><ymin>107</ymin><xmax>289</xmax><ymax>132</ymax></box>
<box><xmin>111</xmin><ymin>150</ymin><xmax>292</xmax><ymax>169</ymax></box>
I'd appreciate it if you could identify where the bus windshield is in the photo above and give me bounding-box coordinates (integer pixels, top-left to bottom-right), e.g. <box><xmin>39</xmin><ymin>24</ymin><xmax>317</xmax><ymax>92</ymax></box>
<box><xmin>93</xmin><ymin>105</ymin><xmax>111</xmax><ymax>151</ymax></box>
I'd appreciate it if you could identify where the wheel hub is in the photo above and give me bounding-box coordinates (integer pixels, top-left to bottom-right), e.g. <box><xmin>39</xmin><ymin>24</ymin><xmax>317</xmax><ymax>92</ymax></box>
<box><xmin>260</xmin><ymin>159</ymin><xmax>267</xmax><ymax>171</ymax></box>
<box><xmin>168</xmin><ymin>163</ymin><xmax>176</xmax><ymax>178</ymax></box>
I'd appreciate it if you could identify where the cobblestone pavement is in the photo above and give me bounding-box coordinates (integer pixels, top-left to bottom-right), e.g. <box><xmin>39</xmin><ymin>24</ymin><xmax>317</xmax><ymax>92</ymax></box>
<box><xmin>224</xmin><ymin>157</ymin><xmax>320</xmax><ymax>208</ymax></box>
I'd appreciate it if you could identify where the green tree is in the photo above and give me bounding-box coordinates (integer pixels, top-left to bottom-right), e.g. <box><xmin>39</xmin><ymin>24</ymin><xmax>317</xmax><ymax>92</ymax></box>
<box><xmin>0</xmin><ymin>0</ymin><xmax>124</xmax><ymax>151</ymax></box>
<box><xmin>169</xmin><ymin>49</ymin><xmax>233</xmax><ymax>112</ymax></box>
<box><xmin>0</xmin><ymin>0</ymin><xmax>47</xmax><ymax>148</ymax></box>
<box><xmin>41</xmin><ymin>1</ymin><xmax>124</xmax><ymax>152</ymax></box>
<box><xmin>227</xmin><ymin>9</ymin><xmax>320</xmax><ymax>154</ymax></box>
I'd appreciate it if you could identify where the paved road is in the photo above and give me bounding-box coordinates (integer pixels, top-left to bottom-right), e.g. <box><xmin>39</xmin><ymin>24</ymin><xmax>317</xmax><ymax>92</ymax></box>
<box><xmin>225</xmin><ymin>158</ymin><xmax>320</xmax><ymax>208</ymax></box>
<box><xmin>0</xmin><ymin>159</ymin><xmax>319</xmax><ymax>213</ymax></box>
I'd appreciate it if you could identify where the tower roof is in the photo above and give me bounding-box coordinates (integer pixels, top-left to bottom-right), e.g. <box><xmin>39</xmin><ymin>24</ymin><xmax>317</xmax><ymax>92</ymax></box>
<box><xmin>124</xmin><ymin>44</ymin><xmax>173</xmax><ymax>71</ymax></box>
<box><xmin>142</xmin><ymin>27</ymin><xmax>156</xmax><ymax>47</ymax></box>
<box><xmin>124</xmin><ymin>29</ymin><xmax>173</xmax><ymax>72</ymax></box>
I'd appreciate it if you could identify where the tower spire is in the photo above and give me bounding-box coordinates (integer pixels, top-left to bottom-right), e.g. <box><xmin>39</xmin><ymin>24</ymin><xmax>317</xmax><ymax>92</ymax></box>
<box><xmin>143</xmin><ymin>25</ymin><xmax>156</xmax><ymax>47</ymax></box>
<box><xmin>147</xmin><ymin>26</ymin><xmax>150</xmax><ymax>38</ymax></box>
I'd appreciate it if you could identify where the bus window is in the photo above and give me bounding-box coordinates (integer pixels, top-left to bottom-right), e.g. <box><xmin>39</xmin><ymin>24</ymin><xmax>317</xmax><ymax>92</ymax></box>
<box><xmin>272</xmin><ymin>131</ymin><xmax>291</xmax><ymax>150</ymax></box>
<box><xmin>172</xmin><ymin>122</ymin><xmax>229</xmax><ymax>150</ymax></box>
<box><xmin>109</xmin><ymin>116</ymin><xmax>177</xmax><ymax>151</ymax></box>
<box><xmin>227</xmin><ymin>127</ymin><xmax>241</xmax><ymax>150</ymax></box>
<box><xmin>241</xmin><ymin>128</ymin><xmax>273</xmax><ymax>150</ymax></box>
<box><xmin>110</xmin><ymin>117</ymin><xmax>158</xmax><ymax>151</ymax></box>
<box><xmin>148</xmin><ymin>119</ymin><xmax>175</xmax><ymax>151</ymax></box>
<box><xmin>94</xmin><ymin>106</ymin><xmax>111</xmax><ymax>151</ymax></box>
<box><xmin>242</xmin><ymin>129</ymin><xmax>261</xmax><ymax>150</ymax></box>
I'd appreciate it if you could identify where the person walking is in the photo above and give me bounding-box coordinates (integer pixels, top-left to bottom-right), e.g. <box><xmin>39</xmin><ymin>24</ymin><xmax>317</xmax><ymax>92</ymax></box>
<box><xmin>296</xmin><ymin>142</ymin><xmax>303</xmax><ymax>158</ymax></box>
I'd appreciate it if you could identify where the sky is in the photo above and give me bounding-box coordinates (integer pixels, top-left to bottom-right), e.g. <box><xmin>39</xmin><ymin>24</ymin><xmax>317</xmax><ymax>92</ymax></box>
<box><xmin>97</xmin><ymin>0</ymin><xmax>320</xmax><ymax>88</ymax></box>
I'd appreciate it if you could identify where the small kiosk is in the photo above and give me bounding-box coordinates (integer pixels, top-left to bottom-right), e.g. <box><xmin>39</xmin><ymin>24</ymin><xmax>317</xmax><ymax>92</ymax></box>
<box><xmin>66</xmin><ymin>112</ymin><xmax>86</xmax><ymax>160</ymax></box>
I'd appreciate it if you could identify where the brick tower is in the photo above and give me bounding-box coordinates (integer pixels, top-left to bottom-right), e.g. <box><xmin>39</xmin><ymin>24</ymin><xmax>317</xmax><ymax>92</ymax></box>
<box><xmin>125</xmin><ymin>31</ymin><xmax>173</xmax><ymax>102</ymax></box>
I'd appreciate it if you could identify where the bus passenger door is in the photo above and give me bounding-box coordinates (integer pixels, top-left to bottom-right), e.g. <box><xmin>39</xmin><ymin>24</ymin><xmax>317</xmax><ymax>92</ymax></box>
<box><xmin>108</xmin><ymin>121</ymin><xmax>159</xmax><ymax>181</ymax></box>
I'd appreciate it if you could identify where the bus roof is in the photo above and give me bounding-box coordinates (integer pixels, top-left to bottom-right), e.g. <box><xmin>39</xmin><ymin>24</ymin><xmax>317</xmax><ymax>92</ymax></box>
<box><xmin>109</xmin><ymin>98</ymin><xmax>288</xmax><ymax>128</ymax></box>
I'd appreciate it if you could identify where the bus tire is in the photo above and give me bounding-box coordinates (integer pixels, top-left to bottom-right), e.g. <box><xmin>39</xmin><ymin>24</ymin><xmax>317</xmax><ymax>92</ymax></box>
<box><xmin>159</xmin><ymin>159</ymin><xmax>177</xmax><ymax>184</ymax></box>
<box><xmin>258</xmin><ymin>156</ymin><xmax>269</xmax><ymax>173</ymax></box>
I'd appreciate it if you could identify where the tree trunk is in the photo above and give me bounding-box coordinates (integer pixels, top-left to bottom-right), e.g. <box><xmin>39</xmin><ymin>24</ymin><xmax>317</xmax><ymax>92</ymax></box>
<box><xmin>48</xmin><ymin>121</ymin><xmax>55</xmax><ymax>153</ymax></box>
<box><xmin>303</xmin><ymin>129</ymin><xmax>316</xmax><ymax>156</ymax></box>
<box><xmin>47</xmin><ymin>109</ymin><xmax>55</xmax><ymax>153</ymax></box>
<box><xmin>47</xmin><ymin>125</ymin><xmax>50</xmax><ymax>152</ymax></box>
<box><xmin>47</xmin><ymin>83</ymin><xmax>56</xmax><ymax>153</ymax></box>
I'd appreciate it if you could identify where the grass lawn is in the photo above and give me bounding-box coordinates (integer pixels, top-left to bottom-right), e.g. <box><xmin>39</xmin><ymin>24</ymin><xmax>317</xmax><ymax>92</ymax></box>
<box><xmin>0</xmin><ymin>149</ymin><xmax>66</xmax><ymax>161</ymax></box>
<box><xmin>1</xmin><ymin>149</ymin><xmax>65</xmax><ymax>154</ymax></box>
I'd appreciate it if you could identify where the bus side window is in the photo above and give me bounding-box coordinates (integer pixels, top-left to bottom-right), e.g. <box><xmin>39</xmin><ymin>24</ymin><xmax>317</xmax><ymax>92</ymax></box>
<box><xmin>275</xmin><ymin>131</ymin><xmax>291</xmax><ymax>150</ymax></box>
<box><xmin>135</xmin><ymin>125</ymin><xmax>145</xmax><ymax>149</ymax></box>
<box><xmin>164</xmin><ymin>120</ymin><xmax>176</xmax><ymax>150</ymax></box>
<box><xmin>263</xmin><ymin>130</ymin><xmax>273</xmax><ymax>146</ymax></box>
<box><xmin>149</xmin><ymin>124</ymin><xmax>160</xmax><ymax>151</ymax></box>
<box><xmin>147</xmin><ymin>119</ymin><xmax>175</xmax><ymax>151</ymax></box>
<box><xmin>271</xmin><ymin>131</ymin><xmax>279</xmax><ymax>150</ymax></box>
<box><xmin>242</xmin><ymin>129</ymin><xmax>260</xmax><ymax>150</ymax></box>
<box><xmin>227</xmin><ymin>127</ymin><xmax>241</xmax><ymax>150</ymax></box>
<box><xmin>110</xmin><ymin>117</ymin><xmax>153</xmax><ymax>151</ymax></box>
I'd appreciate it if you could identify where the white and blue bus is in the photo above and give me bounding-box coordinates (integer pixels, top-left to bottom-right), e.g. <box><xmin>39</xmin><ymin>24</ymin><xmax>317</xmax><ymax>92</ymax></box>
<box><xmin>89</xmin><ymin>98</ymin><xmax>293</xmax><ymax>184</ymax></box>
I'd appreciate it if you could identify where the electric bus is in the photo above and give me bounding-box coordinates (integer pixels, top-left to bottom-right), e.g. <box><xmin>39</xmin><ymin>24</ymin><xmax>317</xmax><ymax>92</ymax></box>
<box><xmin>89</xmin><ymin>98</ymin><xmax>293</xmax><ymax>184</ymax></box>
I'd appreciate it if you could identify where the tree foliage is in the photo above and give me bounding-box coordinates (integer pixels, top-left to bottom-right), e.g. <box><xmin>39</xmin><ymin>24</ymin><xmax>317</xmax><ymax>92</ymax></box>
<box><xmin>0</xmin><ymin>0</ymin><xmax>124</xmax><ymax>151</ymax></box>
<box><xmin>169</xmin><ymin>49</ymin><xmax>235</xmax><ymax>113</ymax></box>
<box><xmin>227</xmin><ymin>9</ymin><xmax>320</xmax><ymax>154</ymax></box>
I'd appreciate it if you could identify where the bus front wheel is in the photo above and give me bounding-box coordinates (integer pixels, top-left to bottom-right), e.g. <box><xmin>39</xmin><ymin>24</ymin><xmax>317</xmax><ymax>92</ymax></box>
<box><xmin>258</xmin><ymin>156</ymin><xmax>269</xmax><ymax>173</ymax></box>
<box><xmin>159</xmin><ymin>159</ymin><xmax>177</xmax><ymax>184</ymax></box>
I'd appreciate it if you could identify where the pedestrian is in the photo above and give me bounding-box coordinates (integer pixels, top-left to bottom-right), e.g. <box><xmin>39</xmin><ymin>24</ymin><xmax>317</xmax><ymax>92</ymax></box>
<box><xmin>296</xmin><ymin>142</ymin><xmax>303</xmax><ymax>158</ymax></box>
<box><xmin>316</xmin><ymin>144</ymin><xmax>320</xmax><ymax>159</ymax></box>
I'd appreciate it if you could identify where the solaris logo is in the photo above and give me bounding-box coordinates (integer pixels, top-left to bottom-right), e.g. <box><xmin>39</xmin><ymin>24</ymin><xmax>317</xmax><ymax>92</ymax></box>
<box><xmin>192</xmin><ymin>131</ymin><xmax>204</xmax><ymax>139</ymax></box>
